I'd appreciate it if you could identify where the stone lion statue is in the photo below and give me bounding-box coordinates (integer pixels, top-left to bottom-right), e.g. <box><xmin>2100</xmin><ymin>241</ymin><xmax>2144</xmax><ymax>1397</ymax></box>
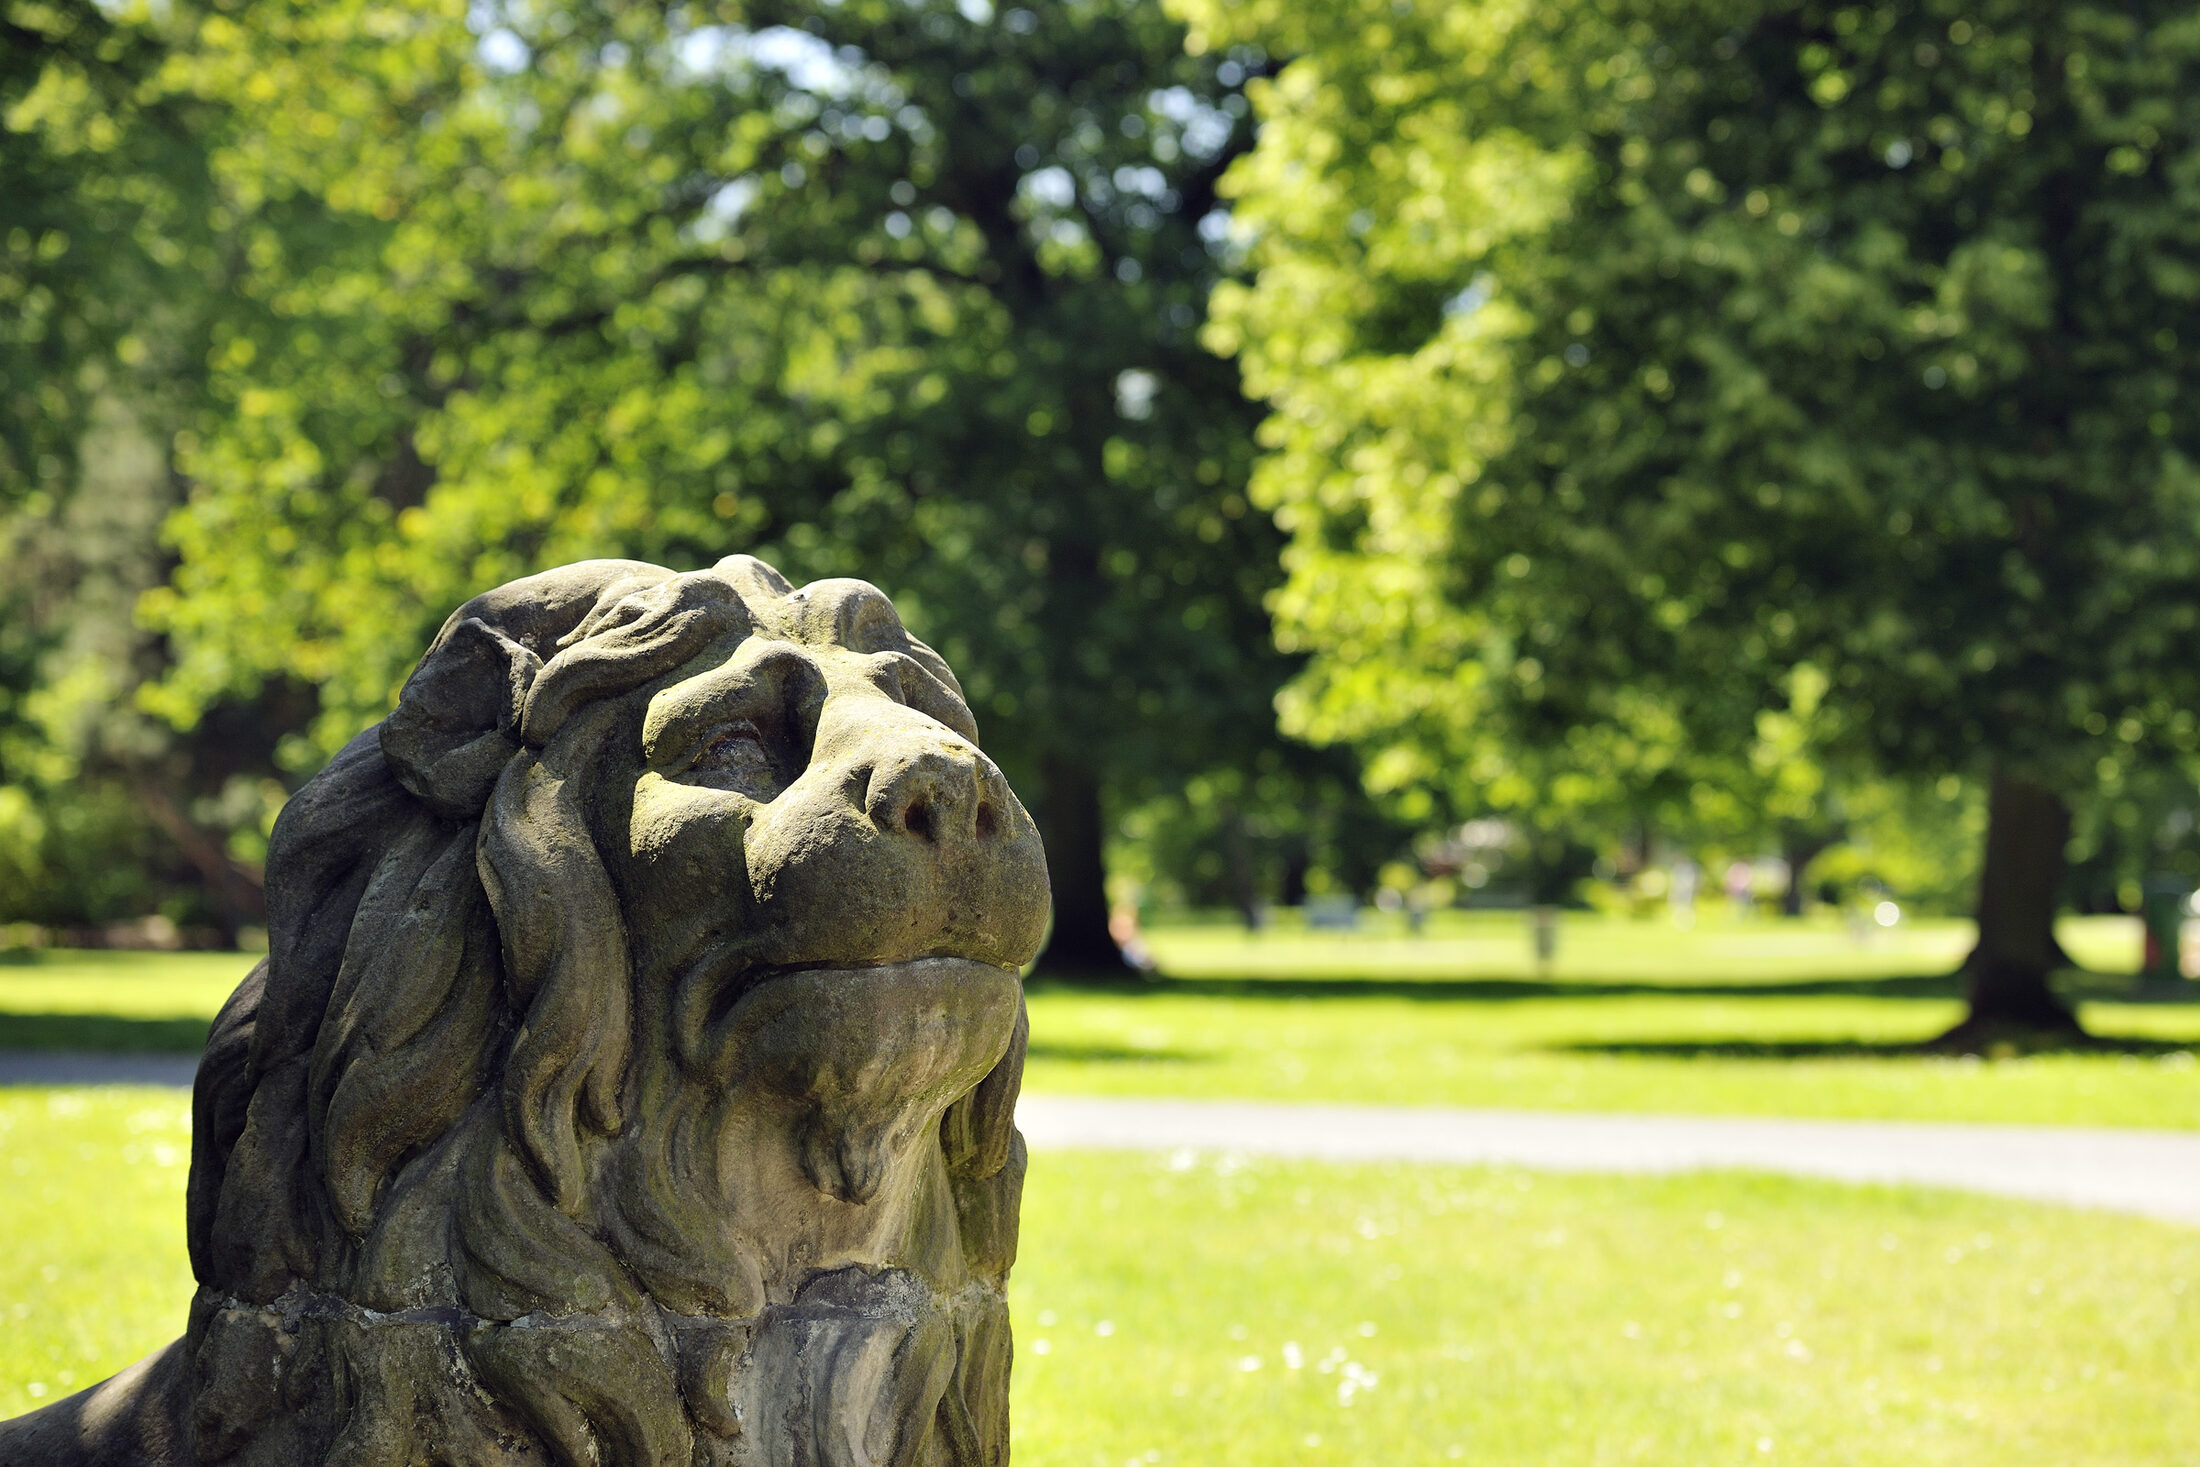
<box><xmin>1</xmin><ymin>556</ymin><xmax>1050</xmax><ymax>1467</ymax></box>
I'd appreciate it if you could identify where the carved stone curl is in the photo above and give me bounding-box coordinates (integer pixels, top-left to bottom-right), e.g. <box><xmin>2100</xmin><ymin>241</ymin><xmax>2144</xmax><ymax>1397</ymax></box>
<box><xmin>0</xmin><ymin>556</ymin><xmax>1050</xmax><ymax>1467</ymax></box>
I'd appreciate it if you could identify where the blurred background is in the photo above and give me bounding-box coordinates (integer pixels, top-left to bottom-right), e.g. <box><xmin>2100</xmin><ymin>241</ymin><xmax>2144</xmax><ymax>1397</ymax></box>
<box><xmin>7</xmin><ymin>0</ymin><xmax>2200</xmax><ymax>1459</ymax></box>
<box><xmin>12</xmin><ymin>0</ymin><xmax>2200</xmax><ymax>1009</ymax></box>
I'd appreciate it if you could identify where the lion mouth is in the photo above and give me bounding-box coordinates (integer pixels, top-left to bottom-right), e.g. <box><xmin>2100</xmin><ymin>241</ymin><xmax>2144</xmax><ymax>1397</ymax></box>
<box><xmin>711</xmin><ymin>954</ymin><xmax>1024</xmax><ymax>1205</ymax></box>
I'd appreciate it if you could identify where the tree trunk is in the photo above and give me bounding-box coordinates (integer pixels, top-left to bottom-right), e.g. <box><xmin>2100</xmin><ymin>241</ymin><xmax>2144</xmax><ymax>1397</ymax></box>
<box><xmin>135</xmin><ymin>778</ymin><xmax>265</xmax><ymax>947</ymax></box>
<box><xmin>1779</xmin><ymin>829</ymin><xmax>1835</xmax><ymax>918</ymax></box>
<box><xmin>1943</xmin><ymin>768</ymin><xmax>2083</xmax><ymax>1043</ymax></box>
<box><xmin>1223</xmin><ymin>807</ymin><xmax>1262</xmax><ymax>929</ymax></box>
<box><xmin>1279</xmin><ymin>842</ymin><xmax>1309</xmax><ymax>909</ymax></box>
<box><xmin>1034</xmin><ymin>752</ymin><xmax>1123</xmax><ymax>975</ymax></box>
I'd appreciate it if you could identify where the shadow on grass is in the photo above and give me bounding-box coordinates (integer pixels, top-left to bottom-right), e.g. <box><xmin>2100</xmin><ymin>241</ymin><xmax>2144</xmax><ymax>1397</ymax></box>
<box><xmin>1029</xmin><ymin>966</ymin><xmax>2193</xmax><ymax>1008</ymax></box>
<box><xmin>0</xmin><ymin>1013</ymin><xmax>212</xmax><ymax>1053</ymax></box>
<box><xmin>1555</xmin><ymin>1034</ymin><xmax>2199</xmax><ymax>1060</ymax></box>
<box><xmin>1028</xmin><ymin>971</ymin><xmax>1971</xmax><ymax>1003</ymax></box>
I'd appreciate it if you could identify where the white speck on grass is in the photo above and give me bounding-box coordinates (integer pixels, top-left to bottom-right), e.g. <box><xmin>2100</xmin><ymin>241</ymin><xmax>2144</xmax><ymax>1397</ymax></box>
<box><xmin>1357</xmin><ymin>1321</ymin><xmax>1377</xmax><ymax>1337</ymax></box>
<box><xmin>1095</xmin><ymin>1320</ymin><xmax>1115</xmax><ymax>1337</ymax></box>
<box><xmin>1282</xmin><ymin>1342</ymin><xmax>1304</xmax><ymax>1369</ymax></box>
<box><xmin>1237</xmin><ymin>1356</ymin><xmax>1261</xmax><ymax>1372</ymax></box>
<box><xmin>1030</xmin><ymin>1340</ymin><xmax>1050</xmax><ymax>1355</ymax></box>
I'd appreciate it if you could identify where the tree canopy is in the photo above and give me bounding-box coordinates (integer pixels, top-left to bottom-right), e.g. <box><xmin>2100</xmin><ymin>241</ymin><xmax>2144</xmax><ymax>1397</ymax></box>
<box><xmin>1180</xmin><ymin>0</ymin><xmax>2200</xmax><ymax>1028</ymax></box>
<box><xmin>117</xmin><ymin>0</ymin><xmax>1334</xmax><ymax>964</ymax></box>
<box><xmin>1</xmin><ymin>0</ymin><xmax>288</xmax><ymax>938</ymax></box>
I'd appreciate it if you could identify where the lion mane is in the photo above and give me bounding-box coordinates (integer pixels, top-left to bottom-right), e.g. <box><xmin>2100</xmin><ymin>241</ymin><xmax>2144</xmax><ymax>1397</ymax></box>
<box><xmin>170</xmin><ymin>556</ymin><xmax>1032</xmax><ymax>1467</ymax></box>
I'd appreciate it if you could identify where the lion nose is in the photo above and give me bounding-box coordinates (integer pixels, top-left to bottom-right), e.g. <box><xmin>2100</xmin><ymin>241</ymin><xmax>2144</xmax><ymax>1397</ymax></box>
<box><xmin>864</xmin><ymin>743</ymin><xmax>1007</xmax><ymax>846</ymax></box>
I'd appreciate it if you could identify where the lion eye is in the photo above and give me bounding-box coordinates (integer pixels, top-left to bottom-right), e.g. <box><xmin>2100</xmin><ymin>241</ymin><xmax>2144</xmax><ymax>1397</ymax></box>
<box><xmin>688</xmin><ymin>719</ymin><xmax>780</xmax><ymax>796</ymax></box>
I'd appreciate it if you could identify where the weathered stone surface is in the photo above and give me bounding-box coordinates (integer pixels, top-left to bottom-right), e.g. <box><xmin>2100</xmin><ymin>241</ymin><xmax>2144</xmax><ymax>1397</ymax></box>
<box><xmin>0</xmin><ymin>557</ymin><xmax>1049</xmax><ymax>1467</ymax></box>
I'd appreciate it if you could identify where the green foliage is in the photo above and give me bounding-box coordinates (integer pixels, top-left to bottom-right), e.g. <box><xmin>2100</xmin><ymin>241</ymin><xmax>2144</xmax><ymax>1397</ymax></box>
<box><xmin>1110</xmin><ymin>743</ymin><xmax>1407</xmax><ymax>913</ymax></box>
<box><xmin>1789</xmin><ymin>771</ymin><xmax>1987</xmax><ymax>912</ymax></box>
<box><xmin>0</xmin><ymin>1</ymin><xmax>298</xmax><ymax>932</ymax></box>
<box><xmin>143</xmin><ymin>0</ymin><xmax>1290</xmax><ymax>844</ymax></box>
<box><xmin>0</xmin><ymin>406</ymin><xmax>295</xmax><ymax>931</ymax></box>
<box><xmin>1180</xmin><ymin>0</ymin><xmax>2200</xmax><ymax>835</ymax></box>
<box><xmin>0</xmin><ymin>0</ymin><xmax>219</xmax><ymax>504</ymax></box>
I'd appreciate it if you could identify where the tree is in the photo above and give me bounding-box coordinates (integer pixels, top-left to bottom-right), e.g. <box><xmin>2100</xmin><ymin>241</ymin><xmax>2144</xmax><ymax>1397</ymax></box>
<box><xmin>0</xmin><ymin>0</ymin><xmax>289</xmax><ymax>941</ymax></box>
<box><xmin>1</xmin><ymin>0</ymin><xmax>213</xmax><ymax>505</ymax></box>
<box><xmin>147</xmin><ymin>0</ymin><xmax>1294</xmax><ymax>969</ymax></box>
<box><xmin>1178</xmin><ymin>0</ymin><xmax>2200</xmax><ymax>1037</ymax></box>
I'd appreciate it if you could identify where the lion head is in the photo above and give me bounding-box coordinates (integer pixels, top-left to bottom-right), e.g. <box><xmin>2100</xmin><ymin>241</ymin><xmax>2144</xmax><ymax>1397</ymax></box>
<box><xmin>170</xmin><ymin>556</ymin><xmax>1049</xmax><ymax>1467</ymax></box>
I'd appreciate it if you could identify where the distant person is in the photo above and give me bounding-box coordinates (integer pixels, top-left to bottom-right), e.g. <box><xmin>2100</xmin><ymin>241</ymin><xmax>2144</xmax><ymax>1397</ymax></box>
<box><xmin>1109</xmin><ymin>897</ymin><xmax>1155</xmax><ymax>971</ymax></box>
<box><xmin>1405</xmin><ymin>884</ymin><xmax>1431</xmax><ymax>936</ymax></box>
<box><xmin>1530</xmin><ymin>904</ymin><xmax>1559</xmax><ymax>973</ymax></box>
<box><xmin>1725</xmin><ymin>859</ymin><xmax>1754</xmax><ymax>917</ymax></box>
<box><xmin>1669</xmin><ymin>857</ymin><xmax>1700</xmax><ymax>928</ymax></box>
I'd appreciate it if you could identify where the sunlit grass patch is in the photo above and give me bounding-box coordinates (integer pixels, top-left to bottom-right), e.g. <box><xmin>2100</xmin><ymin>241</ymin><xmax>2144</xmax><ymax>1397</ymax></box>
<box><xmin>1021</xmin><ymin>913</ymin><xmax>2200</xmax><ymax>1128</ymax></box>
<box><xmin>1138</xmin><ymin>908</ymin><xmax>2009</xmax><ymax>984</ymax></box>
<box><xmin>1013</xmin><ymin>1152</ymin><xmax>2200</xmax><ymax>1467</ymax></box>
<box><xmin>0</xmin><ymin>1087</ymin><xmax>195</xmax><ymax>1417</ymax></box>
<box><xmin>1022</xmin><ymin>984</ymin><xmax>2200</xmax><ymax>1128</ymax></box>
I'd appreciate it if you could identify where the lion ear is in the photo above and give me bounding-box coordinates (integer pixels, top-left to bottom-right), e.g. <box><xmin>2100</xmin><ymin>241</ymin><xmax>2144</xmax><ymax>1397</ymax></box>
<box><xmin>382</xmin><ymin>617</ymin><xmax>543</xmax><ymax>818</ymax></box>
<box><xmin>384</xmin><ymin>560</ymin><xmax>678</xmax><ymax>818</ymax></box>
<box><xmin>713</xmin><ymin>553</ymin><xmax>794</xmax><ymax>602</ymax></box>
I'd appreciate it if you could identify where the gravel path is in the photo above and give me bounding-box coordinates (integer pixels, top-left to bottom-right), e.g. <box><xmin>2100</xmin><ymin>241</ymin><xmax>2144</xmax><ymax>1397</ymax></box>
<box><xmin>8</xmin><ymin>1053</ymin><xmax>2195</xmax><ymax>1227</ymax></box>
<box><xmin>1019</xmin><ymin>1095</ymin><xmax>2200</xmax><ymax>1227</ymax></box>
<box><xmin>0</xmin><ymin>1051</ymin><xmax>200</xmax><ymax>1087</ymax></box>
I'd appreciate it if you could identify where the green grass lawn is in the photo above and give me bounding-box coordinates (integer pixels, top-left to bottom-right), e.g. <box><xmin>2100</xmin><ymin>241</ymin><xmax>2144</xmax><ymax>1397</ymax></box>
<box><xmin>1015</xmin><ymin>1152</ymin><xmax>2198</xmax><ymax>1467</ymax></box>
<box><xmin>0</xmin><ymin>1089</ymin><xmax>196</xmax><ymax>1417</ymax></box>
<box><xmin>5</xmin><ymin>1090</ymin><xmax>2195</xmax><ymax>1464</ymax></box>
<box><xmin>1025</xmin><ymin>912</ymin><xmax>2200</xmax><ymax>1129</ymax></box>
<box><xmin>0</xmin><ymin>950</ymin><xmax>248</xmax><ymax>1052</ymax></box>
<box><xmin>7</xmin><ymin>916</ymin><xmax>2200</xmax><ymax>1127</ymax></box>
<box><xmin>1139</xmin><ymin>907</ymin><xmax>2017</xmax><ymax>984</ymax></box>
